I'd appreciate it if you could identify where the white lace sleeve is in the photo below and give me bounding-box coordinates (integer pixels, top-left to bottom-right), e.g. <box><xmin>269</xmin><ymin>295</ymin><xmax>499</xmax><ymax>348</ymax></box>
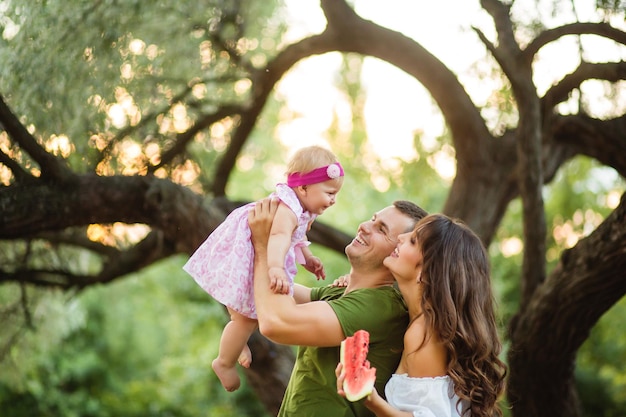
<box><xmin>384</xmin><ymin>374</ymin><xmax>468</xmax><ymax>417</ymax></box>
<box><xmin>412</xmin><ymin>407</ymin><xmax>438</xmax><ymax>417</ymax></box>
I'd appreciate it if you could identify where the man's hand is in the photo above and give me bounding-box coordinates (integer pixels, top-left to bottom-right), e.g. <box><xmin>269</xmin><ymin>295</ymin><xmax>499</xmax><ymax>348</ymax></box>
<box><xmin>248</xmin><ymin>197</ymin><xmax>279</xmax><ymax>252</ymax></box>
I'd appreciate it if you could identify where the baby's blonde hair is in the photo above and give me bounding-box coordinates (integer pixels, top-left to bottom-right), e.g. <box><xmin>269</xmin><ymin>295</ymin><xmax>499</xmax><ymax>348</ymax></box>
<box><xmin>286</xmin><ymin>146</ymin><xmax>340</xmax><ymax>176</ymax></box>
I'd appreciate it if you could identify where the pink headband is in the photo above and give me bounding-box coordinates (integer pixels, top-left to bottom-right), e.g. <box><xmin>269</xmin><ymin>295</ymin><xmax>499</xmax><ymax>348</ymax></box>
<box><xmin>287</xmin><ymin>163</ymin><xmax>344</xmax><ymax>187</ymax></box>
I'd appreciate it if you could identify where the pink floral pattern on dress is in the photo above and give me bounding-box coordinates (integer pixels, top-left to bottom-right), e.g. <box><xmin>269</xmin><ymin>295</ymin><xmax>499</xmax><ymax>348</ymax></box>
<box><xmin>182</xmin><ymin>183</ymin><xmax>316</xmax><ymax>319</ymax></box>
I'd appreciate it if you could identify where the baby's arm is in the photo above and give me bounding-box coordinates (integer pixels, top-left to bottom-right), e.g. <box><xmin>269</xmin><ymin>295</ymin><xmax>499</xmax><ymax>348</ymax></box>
<box><xmin>301</xmin><ymin>244</ymin><xmax>325</xmax><ymax>280</ymax></box>
<box><xmin>301</xmin><ymin>218</ymin><xmax>325</xmax><ymax>279</ymax></box>
<box><xmin>267</xmin><ymin>202</ymin><xmax>298</xmax><ymax>295</ymax></box>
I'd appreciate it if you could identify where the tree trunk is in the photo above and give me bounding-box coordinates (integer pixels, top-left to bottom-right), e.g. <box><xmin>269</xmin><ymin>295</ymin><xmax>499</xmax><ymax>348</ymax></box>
<box><xmin>508</xmin><ymin>192</ymin><xmax>626</xmax><ymax>417</ymax></box>
<box><xmin>243</xmin><ymin>332</ymin><xmax>294</xmax><ymax>416</ymax></box>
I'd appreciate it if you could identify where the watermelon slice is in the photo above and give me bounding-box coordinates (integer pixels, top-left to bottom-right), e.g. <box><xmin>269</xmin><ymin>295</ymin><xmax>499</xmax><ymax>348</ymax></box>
<box><xmin>340</xmin><ymin>329</ymin><xmax>376</xmax><ymax>402</ymax></box>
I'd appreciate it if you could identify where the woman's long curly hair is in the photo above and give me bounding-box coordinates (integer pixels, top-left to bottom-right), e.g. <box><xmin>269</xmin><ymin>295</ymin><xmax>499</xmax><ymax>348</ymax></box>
<box><xmin>414</xmin><ymin>214</ymin><xmax>507</xmax><ymax>417</ymax></box>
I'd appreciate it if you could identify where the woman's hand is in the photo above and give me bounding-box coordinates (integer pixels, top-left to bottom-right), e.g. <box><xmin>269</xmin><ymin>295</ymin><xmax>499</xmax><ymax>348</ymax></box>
<box><xmin>335</xmin><ymin>362</ymin><xmax>379</xmax><ymax>404</ymax></box>
<box><xmin>336</xmin><ymin>363</ymin><xmax>409</xmax><ymax>417</ymax></box>
<box><xmin>330</xmin><ymin>274</ymin><xmax>350</xmax><ymax>287</ymax></box>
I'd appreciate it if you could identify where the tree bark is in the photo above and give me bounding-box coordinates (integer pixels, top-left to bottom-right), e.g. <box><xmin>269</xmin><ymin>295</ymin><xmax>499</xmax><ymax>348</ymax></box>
<box><xmin>508</xmin><ymin>192</ymin><xmax>626</xmax><ymax>417</ymax></box>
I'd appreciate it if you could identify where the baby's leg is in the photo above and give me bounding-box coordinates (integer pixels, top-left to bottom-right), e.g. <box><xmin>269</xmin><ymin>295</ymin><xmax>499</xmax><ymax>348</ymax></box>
<box><xmin>212</xmin><ymin>308</ymin><xmax>258</xmax><ymax>392</ymax></box>
<box><xmin>238</xmin><ymin>344</ymin><xmax>252</xmax><ymax>368</ymax></box>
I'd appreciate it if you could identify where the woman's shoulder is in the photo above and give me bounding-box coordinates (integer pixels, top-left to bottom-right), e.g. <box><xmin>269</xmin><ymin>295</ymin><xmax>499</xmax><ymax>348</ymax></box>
<box><xmin>403</xmin><ymin>318</ymin><xmax>448</xmax><ymax>377</ymax></box>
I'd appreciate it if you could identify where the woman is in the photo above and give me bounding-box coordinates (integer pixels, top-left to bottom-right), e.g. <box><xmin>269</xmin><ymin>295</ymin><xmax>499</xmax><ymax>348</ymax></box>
<box><xmin>337</xmin><ymin>214</ymin><xmax>507</xmax><ymax>417</ymax></box>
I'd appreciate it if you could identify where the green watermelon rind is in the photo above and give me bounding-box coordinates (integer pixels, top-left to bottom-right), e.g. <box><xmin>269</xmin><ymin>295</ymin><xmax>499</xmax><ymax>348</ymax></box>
<box><xmin>340</xmin><ymin>330</ymin><xmax>376</xmax><ymax>402</ymax></box>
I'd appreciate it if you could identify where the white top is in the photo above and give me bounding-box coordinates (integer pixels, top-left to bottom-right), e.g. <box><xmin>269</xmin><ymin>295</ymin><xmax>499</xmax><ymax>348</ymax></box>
<box><xmin>384</xmin><ymin>374</ymin><xmax>469</xmax><ymax>417</ymax></box>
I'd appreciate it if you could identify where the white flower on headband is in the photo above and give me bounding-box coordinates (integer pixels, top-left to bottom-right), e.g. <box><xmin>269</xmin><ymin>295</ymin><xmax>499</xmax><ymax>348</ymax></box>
<box><xmin>327</xmin><ymin>163</ymin><xmax>341</xmax><ymax>179</ymax></box>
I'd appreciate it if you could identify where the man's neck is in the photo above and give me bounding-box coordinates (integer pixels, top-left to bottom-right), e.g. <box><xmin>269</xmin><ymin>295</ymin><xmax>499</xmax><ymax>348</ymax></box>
<box><xmin>344</xmin><ymin>268</ymin><xmax>395</xmax><ymax>293</ymax></box>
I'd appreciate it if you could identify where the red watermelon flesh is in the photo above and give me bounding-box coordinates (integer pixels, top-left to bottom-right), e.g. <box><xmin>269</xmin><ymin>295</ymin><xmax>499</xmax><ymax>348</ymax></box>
<box><xmin>340</xmin><ymin>329</ymin><xmax>376</xmax><ymax>401</ymax></box>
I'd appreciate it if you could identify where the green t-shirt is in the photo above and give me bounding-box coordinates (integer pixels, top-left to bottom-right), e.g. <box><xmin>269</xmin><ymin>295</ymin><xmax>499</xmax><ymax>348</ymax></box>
<box><xmin>277</xmin><ymin>285</ymin><xmax>409</xmax><ymax>417</ymax></box>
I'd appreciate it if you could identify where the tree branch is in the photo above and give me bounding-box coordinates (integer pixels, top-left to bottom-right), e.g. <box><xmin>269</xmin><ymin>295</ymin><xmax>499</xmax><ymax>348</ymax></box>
<box><xmin>0</xmin><ymin>148</ymin><xmax>30</xmax><ymax>183</ymax></box>
<box><xmin>0</xmin><ymin>94</ymin><xmax>73</xmax><ymax>182</ymax></box>
<box><xmin>322</xmin><ymin>0</ymin><xmax>496</xmax><ymax>173</ymax></box>
<box><xmin>524</xmin><ymin>22</ymin><xmax>626</xmax><ymax>61</ymax></box>
<box><xmin>552</xmin><ymin>113</ymin><xmax>626</xmax><ymax>177</ymax></box>
<box><xmin>0</xmin><ymin>174</ymin><xmax>352</xmax><ymax>289</ymax></box>
<box><xmin>542</xmin><ymin>61</ymin><xmax>626</xmax><ymax>111</ymax></box>
<box><xmin>1</xmin><ymin>232</ymin><xmax>175</xmax><ymax>292</ymax></box>
<box><xmin>210</xmin><ymin>29</ymin><xmax>340</xmax><ymax>195</ymax></box>
<box><xmin>480</xmin><ymin>0</ymin><xmax>524</xmax><ymax>67</ymax></box>
<box><xmin>212</xmin><ymin>0</ymin><xmax>499</xmax><ymax>195</ymax></box>
<box><xmin>153</xmin><ymin>104</ymin><xmax>242</xmax><ymax>173</ymax></box>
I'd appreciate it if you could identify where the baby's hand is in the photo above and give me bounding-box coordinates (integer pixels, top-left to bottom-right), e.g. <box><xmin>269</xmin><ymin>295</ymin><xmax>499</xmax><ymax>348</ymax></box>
<box><xmin>268</xmin><ymin>266</ymin><xmax>290</xmax><ymax>294</ymax></box>
<box><xmin>330</xmin><ymin>274</ymin><xmax>350</xmax><ymax>287</ymax></box>
<box><xmin>304</xmin><ymin>256</ymin><xmax>325</xmax><ymax>280</ymax></box>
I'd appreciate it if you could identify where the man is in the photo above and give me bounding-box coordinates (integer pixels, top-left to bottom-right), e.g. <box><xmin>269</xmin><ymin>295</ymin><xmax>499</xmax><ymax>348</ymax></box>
<box><xmin>248</xmin><ymin>198</ymin><xmax>428</xmax><ymax>417</ymax></box>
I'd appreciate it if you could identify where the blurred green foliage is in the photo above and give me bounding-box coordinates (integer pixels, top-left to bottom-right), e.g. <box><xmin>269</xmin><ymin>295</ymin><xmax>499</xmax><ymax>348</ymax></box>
<box><xmin>0</xmin><ymin>257</ymin><xmax>270</xmax><ymax>416</ymax></box>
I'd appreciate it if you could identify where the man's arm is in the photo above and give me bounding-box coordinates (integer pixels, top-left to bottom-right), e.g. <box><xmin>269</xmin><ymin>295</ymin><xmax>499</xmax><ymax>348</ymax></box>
<box><xmin>249</xmin><ymin>198</ymin><xmax>344</xmax><ymax>347</ymax></box>
<box><xmin>293</xmin><ymin>283</ymin><xmax>312</xmax><ymax>304</ymax></box>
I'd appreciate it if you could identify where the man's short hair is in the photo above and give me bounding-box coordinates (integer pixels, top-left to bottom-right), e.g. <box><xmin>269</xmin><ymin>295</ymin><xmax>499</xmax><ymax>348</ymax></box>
<box><xmin>393</xmin><ymin>200</ymin><xmax>428</xmax><ymax>232</ymax></box>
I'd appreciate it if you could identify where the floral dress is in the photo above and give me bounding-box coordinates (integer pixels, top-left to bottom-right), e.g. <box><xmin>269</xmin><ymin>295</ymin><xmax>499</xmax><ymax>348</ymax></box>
<box><xmin>182</xmin><ymin>183</ymin><xmax>315</xmax><ymax>319</ymax></box>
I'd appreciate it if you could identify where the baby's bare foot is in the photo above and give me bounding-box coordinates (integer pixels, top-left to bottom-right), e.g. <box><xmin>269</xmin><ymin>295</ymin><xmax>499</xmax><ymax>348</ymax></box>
<box><xmin>238</xmin><ymin>345</ymin><xmax>252</xmax><ymax>368</ymax></box>
<box><xmin>212</xmin><ymin>358</ymin><xmax>240</xmax><ymax>392</ymax></box>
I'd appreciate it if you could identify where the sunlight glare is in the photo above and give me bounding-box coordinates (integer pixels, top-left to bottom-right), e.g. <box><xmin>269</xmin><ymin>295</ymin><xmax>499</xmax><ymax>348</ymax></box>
<box><xmin>108</xmin><ymin>103</ymin><xmax>127</xmax><ymax>128</ymax></box>
<box><xmin>87</xmin><ymin>223</ymin><xmax>150</xmax><ymax>247</ymax></box>
<box><xmin>192</xmin><ymin>82</ymin><xmax>207</xmax><ymax>99</ymax></box>
<box><xmin>117</xmin><ymin>140</ymin><xmax>143</xmax><ymax>175</ymax></box>
<box><xmin>120</xmin><ymin>63</ymin><xmax>133</xmax><ymax>80</ymax></box>
<box><xmin>210</xmin><ymin>118</ymin><xmax>235</xmax><ymax>151</ymax></box>
<box><xmin>45</xmin><ymin>134</ymin><xmax>73</xmax><ymax>158</ymax></box>
<box><xmin>551</xmin><ymin>207</ymin><xmax>604</xmax><ymax>249</ymax></box>
<box><xmin>145</xmin><ymin>44</ymin><xmax>159</xmax><ymax>60</ymax></box>
<box><xmin>107</xmin><ymin>88</ymin><xmax>141</xmax><ymax>128</ymax></box>
<box><xmin>371</xmin><ymin>173</ymin><xmax>391</xmax><ymax>192</ymax></box>
<box><xmin>2</xmin><ymin>17</ymin><xmax>19</xmax><ymax>40</ymax></box>
<box><xmin>237</xmin><ymin>154</ymin><xmax>256</xmax><ymax>172</ymax></box>
<box><xmin>145</xmin><ymin>142</ymin><xmax>161</xmax><ymax>165</ymax></box>
<box><xmin>234</xmin><ymin>78</ymin><xmax>252</xmax><ymax>96</ymax></box>
<box><xmin>280</xmin><ymin>0</ymin><xmax>483</xmax><ymax>163</ymax></box>
<box><xmin>427</xmin><ymin>145</ymin><xmax>457</xmax><ymax>181</ymax></box>
<box><xmin>500</xmin><ymin>237</ymin><xmax>523</xmax><ymax>258</ymax></box>
<box><xmin>200</xmin><ymin>40</ymin><xmax>213</xmax><ymax>68</ymax></box>
<box><xmin>172</xmin><ymin>160</ymin><xmax>200</xmax><ymax>186</ymax></box>
<box><xmin>129</xmin><ymin>38</ymin><xmax>146</xmax><ymax>55</ymax></box>
<box><xmin>0</xmin><ymin>164</ymin><xmax>11</xmax><ymax>185</ymax></box>
<box><xmin>0</xmin><ymin>132</ymin><xmax>12</xmax><ymax>183</ymax></box>
<box><xmin>606</xmin><ymin>190</ymin><xmax>622</xmax><ymax>209</ymax></box>
<box><xmin>172</xmin><ymin>103</ymin><xmax>190</xmax><ymax>133</ymax></box>
<box><xmin>280</xmin><ymin>0</ymin><xmax>625</xmax><ymax>175</ymax></box>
